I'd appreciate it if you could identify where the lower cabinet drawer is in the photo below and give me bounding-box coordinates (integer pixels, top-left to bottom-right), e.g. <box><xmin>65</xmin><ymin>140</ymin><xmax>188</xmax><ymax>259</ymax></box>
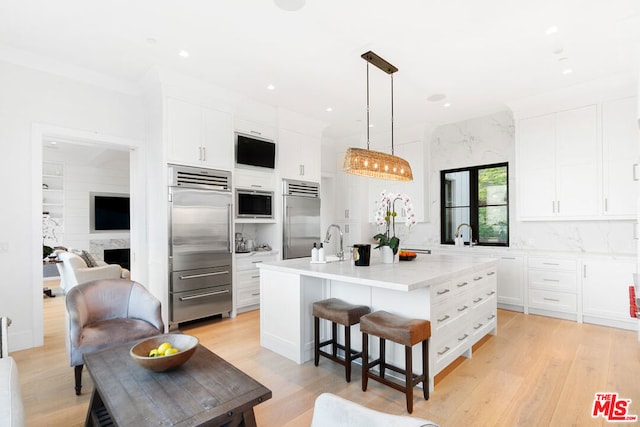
<box><xmin>237</xmin><ymin>286</ymin><xmax>260</xmax><ymax>307</ymax></box>
<box><xmin>171</xmin><ymin>284</ymin><xmax>232</xmax><ymax>323</ymax></box>
<box><xmin>528</xmin><ymin>288</ymin><xmax>577</xmax><ymax>313</ymax></box>
<box><xmin>432</xmin><ymin>323</ymin><xmax>472</xmax><ymax>373</ymax></box>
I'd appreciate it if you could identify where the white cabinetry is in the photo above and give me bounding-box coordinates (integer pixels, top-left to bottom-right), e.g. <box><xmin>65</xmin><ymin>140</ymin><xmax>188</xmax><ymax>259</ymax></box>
<box><xmin>602</xmin><ymin>97</ymin><xmax>639</xmax><ymax>218</ymax></box>
<box><xmin>527</xmin><ymin>257</ymin><xmax>578</xmax><ymax>320</ymax></box>
<box><xmin>235</xmin><ymin>252</ymin><xmax>278</xmax><ymax>313</ymax></box>
<box><xmin>234</xmin><ymin>168</ymin><xmax>276</xmax><ymax>191</ymax></box>
<box><xmin>430</xmin><ymin>266</ymin><xmax>497</xmax><ymax>375</ymax></box>
<box><xmin>42</xmin><ymin>162</ymin><xmax>64</xmax><ymax>220</ymax></box>
<box><xmin>234</xmin><ymin>118</ymin><xmax>276</xmax><ymax>141</ymax></box>
<box><xmin>166</xmin><ymin>97</ymin><xmax>233</xmax><ymax>171</ymax></box>
<box><xmin>582</xmin><ymin>258</ymin><xmax>637</xmax><ymax>330</ymax></box>
<box><xmin>517</xmin><ymin>105</ymin><xmax>598</xmax><ymax>219</ymax></box>
<box><xmin>495</xmin><ymin>254</ymin><xmax>524</xmax><ymax>310</ymax></box>
<box><xmin>278</xmin><ymin>128</ymin><xmax>321</xmax><ymax>182</ymax></box>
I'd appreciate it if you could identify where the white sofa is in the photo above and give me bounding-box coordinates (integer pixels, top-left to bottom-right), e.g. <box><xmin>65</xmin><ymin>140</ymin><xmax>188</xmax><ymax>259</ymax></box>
<box><xmin>0</xmin><ymin>317</ymin><xmax>25</xmax><ymax>427</ymax></box>
<box><xmin>310</xmin><ymin>393</ymin><xmax>438</xmax><ymax>427</ymax></box>
<box><xmin>56</xmin><ymin>251</ymin><xmax>129</xmax><ymax>294</ymax></box>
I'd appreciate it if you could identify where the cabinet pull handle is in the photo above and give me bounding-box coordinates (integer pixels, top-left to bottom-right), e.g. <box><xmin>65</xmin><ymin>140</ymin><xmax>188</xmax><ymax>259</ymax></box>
<box><xmin>474</xmin><ymin>323</ymin><xmax>484</xmax><ymax>330</ymax></box>
<box><xmin>487</xmin><ymin>314</ymin><xmax>496</xmax><ymax>320</ymax></box>
<box><xmin>583</xmin><ymin>265</ymin><xmax>587</xmax><ymax>278</ymax></box>
<box><xmin>543</xmin><ymin>297</ymin><xmax>560</xmax><ymax>302</ymax></box>
<box><xmin>437</xmin><ymin>289</ymin><xmax>450</xmax><ymax>295</ymax></box>
<box><xmin>250</xmin><ymin>184</ymin><xmax>263</xmax><ymax>188</ymax></box>
<box><xmin>250</xmin><ymin>130</ymin><xmax>262</xmax><ymax>136</ymax></box>
<box><xmin>251</xmin><ymin>292</ymin><xmax>260</xmax><ymax>296</ymax></box>
<box><xmin>437</xmin><ymin>346</ymin><xmax>451</xmax><ymax>356</ymax></box>
<box><xmin>251</xmin><ymin>260</ymin><xmax>264</xmax><ymax>264</ymax></box>
<box><xmin>633</xmin><ymin>163</ymin><xmax>639</xmax><ymax>181</ymax></box>
<box><xmin>552</xmin><ymin>201</ymin><xmax>555</xmax><ymax>213</ymax></box>
<box><xmin>473</xmin><ymin>297</ymin><xmax>483</xmax><ymax>303</ymax></box>
<box><xmin>457</xmin><ymin>281</ymin><xmax>468</xmax><ymax>288</ymax></box>
<box><xmin>180</xmin><ymin>289</ymin><xmax>230</xmax><ymax>301</ymax></box>
<box><xmin>487</xmin><ymin>271</ymin><xmax>495</xmax><ymax>276</ymax></box>
<box><xmin>604</xmin><ymin>198</ymin><xmax>608</xmax><ymax>212</ymax></box>
<box><xmin>542</xmin><ymin>262</ymin><xmax>560</xmax><ymax>266</ymax></box>
<box><xmin>557</xmin><ymin>200</ymin><xmax>560</xmax><ymax>213</ymax></box>
<box><xmin>437</xmin><ymin>314</ymin><xmax>450</xmax><ymax>322</ymax></box>
<box><xmin>458</xmin><ymin>333</ymin><xmax>469</xmax><ymax>341</ymax></box>
<box><xmin>501</xmin><ymin>257</ymin><xmax>516</xmax><ymax>260</ymax></box>
<box><xmin>179</xmin><ymin>271</ymin><xmax>229</xmax><ymax>280</ymax></box>
<box><xmin>251</xmin><ymin>275</ymin><xmax>260</xmax><ymax>279</ymax></box>
<box><xmin>299</xmin><ymin>164</ymin><xmax>304</xmax><ymax>175</ymax></box>
<box><xmin>543</xmin><ymin>278</ymin><xmax>560</xmax><ymax>282</ymax></box>
<box><xmin>486</xmin><ymin>291</ymin><xmax>496</xmax><ymax>296</ymax></box>
<box><xmin>457</xmin><ymin>305</ymin><xmax>469</xmax><ymax>312</ymax></box>
<box><xmin>473</xmin><ymin>276</ymin><xmax>483</xmax><ymax>281</ymax></box>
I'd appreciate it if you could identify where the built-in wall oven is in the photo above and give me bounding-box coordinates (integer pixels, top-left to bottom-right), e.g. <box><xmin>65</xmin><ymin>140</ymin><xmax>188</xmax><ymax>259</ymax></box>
<box><xmin>168</xmin><ymin>164</ymin><xmax>233</xmax><ymax>330</ymax></box>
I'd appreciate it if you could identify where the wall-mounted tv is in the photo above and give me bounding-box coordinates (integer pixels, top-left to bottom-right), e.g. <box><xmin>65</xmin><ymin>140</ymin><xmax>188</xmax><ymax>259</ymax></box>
<box><xmin>235</xmin><ymin>133</ymin><xmax>276</xmax><ymax>169</ymax></box>
<box><xmin>90</xmin><ymin>192</ymin><xmax>130</xmax><ymax>232</ymax></box>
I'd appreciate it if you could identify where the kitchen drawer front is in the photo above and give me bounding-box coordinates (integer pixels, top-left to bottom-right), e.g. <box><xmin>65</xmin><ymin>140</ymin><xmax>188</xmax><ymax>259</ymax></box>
<box><xmin>433</xmin><ymin>323</ymin><xmax>472</xmax><ymax>374</ymax></box>
<box><xmin>528</xmin><ymin>269</ymin><xmax>576</xmax><ymax>292</ymax></box>
<box><xmin>471</xmin><ymin>307</ymin><xmax>497</xmax><ymax>342</ymax></box>
<box><xmin>432</xmin><ymin>296</ymin><xmax>471</xmax><ymax>333</ymax></box>
<box><xmin>171</xmin><ymin>266</ymin><xmax>231</xmax><ymax>293</ymax></box>
<box><xmin>237</xmin><ymin>286</ymin><xmax>261</xmax><ymax>307</ymax></box>
<box><xmin>235</xmin><ymin>254</ymin><xmax>275</xmax><ymax>271</ymax></box>
<box><xmin>431</xmin><ymin>280</ymin><xmax>455</xmax><ymax>305</ymax></box>
<box><xmin>236</xmin><ymin>269</ymin><xmax>261</xmax><ymax>289</ymax></box>
<box><xmin>171</xmin><ymin>284</ymin><xmax>232</xmax><ymax>323</ymax></box>
<box><xmin>470</xmin><ymin>283</ymin><xmax>497</xmax><ymax>312</ymax></box>
<box><xmin>528</xmin><ymin>257</ymin><xmax>576</xmax><ymax>271</ymax></box>
<box><xmin>528</xmin><ymin>289</ymin><xmax>577</xmax><ymax>313</ymax></box>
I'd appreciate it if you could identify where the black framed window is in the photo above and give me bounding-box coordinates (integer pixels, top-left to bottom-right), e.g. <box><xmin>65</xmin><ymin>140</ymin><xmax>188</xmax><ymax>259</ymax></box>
<box><xmin>440</xmin><ymin>162</ymin><xmax>509</xmax><ymax>246</ymax></box>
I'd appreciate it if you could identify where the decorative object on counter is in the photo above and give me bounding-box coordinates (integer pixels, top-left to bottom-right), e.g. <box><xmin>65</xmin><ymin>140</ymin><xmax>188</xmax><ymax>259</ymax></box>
<box><xmin>311</xmin><ymin>243</ymin><xmax>319</xmax><ymax>261</ymax></box>
<box><xmin>353</xmin><ymin>244</ymin><xmax>371</xmax><ymax>266</ymax></box>
<box><xmin>398</xmin><ymin>250</ymin><xmax>417</xmax><ymax>261</ymax></box>
<box><xmin>342</xmin><ymin>51</ymin><xmax>413</xmax><ymax>182</ymax></box>
<box><xmin>318</xmin><ymin>243</ymin><xmax>326</xmax><ymax>262</ymax></box>
<box><xmin>373</xmin><ymin>190</ymin><xmax>416</xmax><ymax>263</ymax></box>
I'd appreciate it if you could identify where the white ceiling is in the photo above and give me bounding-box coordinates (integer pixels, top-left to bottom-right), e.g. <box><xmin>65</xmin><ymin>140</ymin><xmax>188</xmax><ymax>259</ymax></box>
<box><xmin>2</xmin><ymin>0</ymin><xmax>640</xmax><ymax>139</ymax></box>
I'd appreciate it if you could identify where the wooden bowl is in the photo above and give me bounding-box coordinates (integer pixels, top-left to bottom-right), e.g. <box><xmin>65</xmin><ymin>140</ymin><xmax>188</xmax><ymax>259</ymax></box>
<box><xmin>130</xmin><ymin>333</ymin><xmax>199</xmax><ymax>372</ymax></box>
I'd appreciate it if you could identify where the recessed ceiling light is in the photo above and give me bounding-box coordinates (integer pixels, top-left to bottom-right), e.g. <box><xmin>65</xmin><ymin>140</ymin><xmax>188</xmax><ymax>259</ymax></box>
<box><xmin>562</xmin><ymin>68</ymin><xmax>573</xmax><ymax>75</ymax></box>
<box><xmin>325</xmin><ymin>107</ymin><xmax>333</xmax><ymax>112</ymax></box>
<box><xmin>274</xmin><ymin>0</ymin><xmax>306</xmax><ymax>11</ymax></box>
<box><xmin>267</xmin><ymin>84</ymin><xmax>275</xmax><ymax>91</ymax></box>
<box><xmin>179</xmin><ymin>50</ymin><xmax>189</xmax><ymax>58</ymax></box>
<box><xmin>50</xmin><ymin>141</ymin><xmax>57</xmax><ymax>145</ymax></box>
<box><xmin>546</xmin><ymin>26</ymin><xmax>558</xmax><ymax>35</ymax></box>
<box><xmin>427</xmin><ymin>93</ymin><xmax>446</xmax><ymax>102</ymax></box>
<box><xmin>443</xmin><ymin>103</ymin><xmax>451</xmax><ymax>108</ymax></box>
<box><xmin>146</xmin><ymin>38</ymin><xmax>157</xmax><ymax>45</ymax></box>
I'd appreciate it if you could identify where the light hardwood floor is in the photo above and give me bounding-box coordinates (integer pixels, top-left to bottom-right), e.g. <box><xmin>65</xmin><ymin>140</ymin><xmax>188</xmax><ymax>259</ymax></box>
<box><xmin>11</xmin><ymin>286</ymin><xmax>640</xmax><ymax>426</ymax></box>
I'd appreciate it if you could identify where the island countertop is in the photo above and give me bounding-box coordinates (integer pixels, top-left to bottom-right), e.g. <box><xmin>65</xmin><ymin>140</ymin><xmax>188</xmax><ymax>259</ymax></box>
<box><xmin>257</xmin><ymin>253</ymin><xmax>499</xmax><ymax>292</ymax></box>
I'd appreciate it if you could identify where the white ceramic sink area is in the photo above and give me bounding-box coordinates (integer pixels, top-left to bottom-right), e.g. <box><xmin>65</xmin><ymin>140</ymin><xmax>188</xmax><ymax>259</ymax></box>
<box><xmin>310</xmin><ymin>255</ymin><xmax>344</xmax><ymax>263</ymax></box>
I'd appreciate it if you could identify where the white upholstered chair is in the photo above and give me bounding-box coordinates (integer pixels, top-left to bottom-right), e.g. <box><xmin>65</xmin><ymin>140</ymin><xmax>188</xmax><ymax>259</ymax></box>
<box><xmin>310</xmin><ymin>393</ymin><xmax>438</xmax><ymax>427</ymax></box>
<box><xmin>56</xmin><ymin>250</ymin><xmax>129</xmax><ymax>294</ymax></box>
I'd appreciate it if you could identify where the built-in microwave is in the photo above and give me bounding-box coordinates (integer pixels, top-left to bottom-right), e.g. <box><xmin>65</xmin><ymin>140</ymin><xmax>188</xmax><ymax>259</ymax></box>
<box><xmin>235</xmin><ymin>189</ymin><xmax>274</xmax><ymax>219</ymax></box>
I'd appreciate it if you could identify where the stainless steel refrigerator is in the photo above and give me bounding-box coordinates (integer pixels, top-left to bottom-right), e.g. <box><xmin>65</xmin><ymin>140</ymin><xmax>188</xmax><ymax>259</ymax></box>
<box><xmin>168</xmin><ymin>164</ymin><xmax>233</xmax><ymax>330</ymax></box>
<box><xmin>282</xmin><ymin>179</ymin><xmax>321</xmax><ymax>260</ymax></box>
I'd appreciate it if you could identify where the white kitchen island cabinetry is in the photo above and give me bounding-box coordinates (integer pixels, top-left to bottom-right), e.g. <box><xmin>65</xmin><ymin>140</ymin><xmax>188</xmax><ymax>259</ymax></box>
<box><xmin>258</xmin><ymin>254</ymin><xmax>498</xmax><ymax>392</ymax></box>
<box><xmin>517</xmin><ymin>105</ymin><xmax>598</xmax><ymax>220</ymax></box>
<box><xmin>166</xmin><ymin>96</ymin><xmax>233</xmax><ymax>171</ymax></box>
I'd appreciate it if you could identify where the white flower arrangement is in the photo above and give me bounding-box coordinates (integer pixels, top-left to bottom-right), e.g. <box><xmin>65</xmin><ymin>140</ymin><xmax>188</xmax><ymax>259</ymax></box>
<box><xmin>373</xmin><ymin>190</ymin><xmax>416</xmax><ymax>253</ymax></box>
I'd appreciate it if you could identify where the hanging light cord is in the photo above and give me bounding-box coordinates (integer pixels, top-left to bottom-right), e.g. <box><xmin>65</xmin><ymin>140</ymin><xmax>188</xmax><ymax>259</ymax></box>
<box><xmin>391</xmin><ymin>72</ymin><xmax>394</xmax><ymax>156</ymax></box>
<box><xmin>366</xmin><ymin>62</ymin><xmax>370</xmax><ymax>150</ymax></box>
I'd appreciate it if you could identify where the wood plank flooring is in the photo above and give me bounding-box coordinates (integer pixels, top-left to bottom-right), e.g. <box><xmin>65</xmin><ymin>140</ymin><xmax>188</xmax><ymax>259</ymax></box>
<box><xmin>10</xmin><ymin>286</ymin><xmax>640</xmax><ymax>426</ymax></box>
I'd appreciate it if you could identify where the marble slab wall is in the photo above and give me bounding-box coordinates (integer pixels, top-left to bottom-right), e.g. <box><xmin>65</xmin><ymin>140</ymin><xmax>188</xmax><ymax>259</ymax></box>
<box><xmin>89</xmin><ymin>238</ymin><xmax>130</xmax><ymax>261</ymax></box>
<box><xmin>401</xmin><ymin>110</ymin><xmax>636</xmax><ymax>255</ymax></box>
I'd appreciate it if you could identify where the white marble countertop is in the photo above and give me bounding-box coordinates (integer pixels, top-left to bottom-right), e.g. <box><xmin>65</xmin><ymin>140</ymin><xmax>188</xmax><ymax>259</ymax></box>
<box><xmin>258</xmin><ymin>253</ymin><xmax>499</xmax><ymax>292</ymax></box>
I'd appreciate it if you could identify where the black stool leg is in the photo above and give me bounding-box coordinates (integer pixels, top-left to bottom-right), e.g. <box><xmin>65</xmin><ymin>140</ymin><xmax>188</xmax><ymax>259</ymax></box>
<box><xmin>74</xmin><ymin>364</ymin><xmax>83</xmax><ymax>395</ymax></box>
<box><xmin>345</xmin><ymin>325</ymin><xmax>352</xmax><ymax>382</ymax></box>
<box><xmin>379</xmin><ymin>338</ymin><xmax>386</xmax><ymax>378</ymax></box>
<box><xmin>331</xmin><ymin>322</ymin><xmax>338</xmax><ymax>357</ymax></box>
<box><xmin>362</xmin><ymin>332</ymin><xmax>369</xmax><ymax>391</ymax></box>
<box><xmin>405</xmin><ymin>345</ymin><xmax>414</xmax><ymax>413</ymax></box>
<box><xmin>422</xmin><ymin>339</ymin><xmax>429</xmax><ymax>400</ymax></box>
<box><xmin>314</xmin><ymin>316</ymin><xmax>320</xmax><ymax>366</ymax></box>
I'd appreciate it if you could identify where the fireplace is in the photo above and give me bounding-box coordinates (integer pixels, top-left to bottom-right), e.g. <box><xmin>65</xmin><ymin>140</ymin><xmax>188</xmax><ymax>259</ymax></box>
<box><xmin>104</xmin><ymin>248</ymin><xmax>130</xmax><ymax>271</ymax></box>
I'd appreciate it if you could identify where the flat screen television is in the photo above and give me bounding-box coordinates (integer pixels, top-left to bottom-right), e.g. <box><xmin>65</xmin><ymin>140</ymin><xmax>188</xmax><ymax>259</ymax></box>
<box><xmin>235</xmin><ymin>133</ymin><xmax>276</xmax><ymax>169</ymax></box>
<box><xmin>90</xmin><ymin>192</ymin><xmax>130</xmax><ymax>232</ymax></box>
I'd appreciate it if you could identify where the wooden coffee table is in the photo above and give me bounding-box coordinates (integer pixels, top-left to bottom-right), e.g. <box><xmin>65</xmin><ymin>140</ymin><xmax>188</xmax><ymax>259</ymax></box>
<box><xmin>83</xmin><ymin>339</ymin><xmax>272</xmax><ymax>426</ymax></box>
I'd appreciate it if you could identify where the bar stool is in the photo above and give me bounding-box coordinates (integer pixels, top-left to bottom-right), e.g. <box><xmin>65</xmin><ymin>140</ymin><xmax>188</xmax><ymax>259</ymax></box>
<box><xmin>360</xmin><ymin>310</ymin><xmax>431</xmax><ymax>413</ymax></box>
<box><xmin>312</xmin><ymin>298</ymin><xmax>370</xmax><ymax>382</ymax></box>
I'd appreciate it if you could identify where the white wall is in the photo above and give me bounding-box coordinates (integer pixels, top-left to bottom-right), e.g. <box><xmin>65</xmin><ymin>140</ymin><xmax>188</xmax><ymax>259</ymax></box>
<box><xmin>0</xmin><ymin>59</ymin><xmax>145</xmax><ymax>351</ymax></box>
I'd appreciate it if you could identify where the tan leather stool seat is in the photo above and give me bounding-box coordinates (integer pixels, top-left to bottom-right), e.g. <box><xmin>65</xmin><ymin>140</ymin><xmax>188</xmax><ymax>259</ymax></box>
<box><xmin>360</xmin><ymin>310</ymin><xmax>431</xmax><ymax>413</ymax></box>
<box><xmin>312</xmin><ymin>298</ymin><xmax>370</xmax><ymax>383</ymax></box>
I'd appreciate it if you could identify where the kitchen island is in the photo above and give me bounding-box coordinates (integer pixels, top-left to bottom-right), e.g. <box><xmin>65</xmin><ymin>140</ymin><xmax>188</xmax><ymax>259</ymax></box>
<box><xmin>258</xmin><ymin>253</ymin><xmax>499</xmax><ymax>391</ymax></box>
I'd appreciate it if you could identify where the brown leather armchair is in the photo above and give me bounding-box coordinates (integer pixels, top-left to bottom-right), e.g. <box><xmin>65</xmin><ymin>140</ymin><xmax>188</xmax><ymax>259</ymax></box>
<box><xmin>65</xmin><ymin>279</ymin><xmax>164</xmax><ymax>395</ymax></box>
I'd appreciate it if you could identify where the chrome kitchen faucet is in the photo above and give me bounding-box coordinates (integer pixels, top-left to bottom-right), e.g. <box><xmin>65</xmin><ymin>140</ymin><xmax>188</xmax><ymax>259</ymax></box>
<box><xmin>324</xmin><ymin>224</ymin><xmax>344</xmax><ymax>260</ymax></box>
<box><xmin>455</xmin><ymin>223</ymin><xmax>475</xmax><ymax>247</ymax></box>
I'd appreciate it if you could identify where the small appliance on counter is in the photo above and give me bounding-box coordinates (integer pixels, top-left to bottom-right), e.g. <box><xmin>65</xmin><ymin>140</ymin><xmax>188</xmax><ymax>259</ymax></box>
<box><xmin>353</xmin><ymin>244</ymin><xmax>371</xmax><ymax>266</ymax></box>
<box><xmin>235</xmin><ymin>232</ymin><xmax>250</xmax><ymax>253</ymax></box>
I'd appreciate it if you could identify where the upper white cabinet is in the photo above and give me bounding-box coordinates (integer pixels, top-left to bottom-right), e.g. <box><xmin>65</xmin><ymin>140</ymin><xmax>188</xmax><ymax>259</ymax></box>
<box><xmin>517</xmin><ymin>105</ymin><xmax>599</xmax><ymax>220</ymax></box>
<box><xmin>234</xmin><ymin>117</ymin><xmax>276</xmax><ymax>141</ymax></box>
<box><xmin>166</xmin><ymin>97</ymin><xmax>233</xmax><ymax>171</ymax></box>
<box><xmin>602</xmin><ymin>97</ymin><xmax>639</xmax><ymax>219</ymax></box>
<box><xmin>278</xmin><ymin>128</ymin><xmax>321</xmax><ymax>182</ymax></box>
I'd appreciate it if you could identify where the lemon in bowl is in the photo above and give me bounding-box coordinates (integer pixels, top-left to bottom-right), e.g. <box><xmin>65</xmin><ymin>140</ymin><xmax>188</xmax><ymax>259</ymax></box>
<box><xmin>130</xmin><ymin>333</ymin><xmax>198</xmax><ymax>372</ymax></box>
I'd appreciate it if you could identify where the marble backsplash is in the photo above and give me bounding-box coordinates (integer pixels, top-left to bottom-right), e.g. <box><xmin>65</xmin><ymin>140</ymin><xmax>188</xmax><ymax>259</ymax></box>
<box><xmin>402</xmin><ymin>110</ymin><xmax>637</xmax><ymax>256</ymax></box>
